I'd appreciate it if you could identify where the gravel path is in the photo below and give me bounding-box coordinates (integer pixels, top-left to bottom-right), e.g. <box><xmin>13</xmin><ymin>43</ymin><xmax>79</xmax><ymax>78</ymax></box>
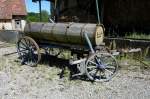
<box><xmin>0</xmin><ymin>43</ymin><xmax>150</xmax><ymax>99</ymax></box>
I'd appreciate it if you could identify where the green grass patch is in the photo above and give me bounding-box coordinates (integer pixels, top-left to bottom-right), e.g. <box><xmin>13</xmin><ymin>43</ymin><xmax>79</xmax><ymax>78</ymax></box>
<box><xmin>125</xmin><ymin>33</ymin><xmax>150</xmax><ymax>40</ymax></box>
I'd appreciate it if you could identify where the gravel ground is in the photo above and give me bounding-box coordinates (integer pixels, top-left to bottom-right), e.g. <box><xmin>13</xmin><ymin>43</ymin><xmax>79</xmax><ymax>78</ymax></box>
<box><xmin>0</xmin><ymin>42</ymin><xmax>150</xmax><ymax>99</ymax></box>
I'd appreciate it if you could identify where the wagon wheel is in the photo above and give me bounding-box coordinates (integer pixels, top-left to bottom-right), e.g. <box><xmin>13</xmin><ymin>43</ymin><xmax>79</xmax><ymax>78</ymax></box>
<box><xmin>85</xmin><ymin>52</ymin><xmax>118</xmax><ymax>82</ymax></box>
<box><xmin>17</xmin><ymin>36</ymin><xmax>41</xmax><ymax>66</ymax></box>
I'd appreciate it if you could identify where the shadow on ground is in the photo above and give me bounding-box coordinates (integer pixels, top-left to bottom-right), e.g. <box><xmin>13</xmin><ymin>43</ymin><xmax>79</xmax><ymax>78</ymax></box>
<box><xmin>39</xmin><ymin>53</ymin><xmax>87</xmax><ymax>81</ymax></box>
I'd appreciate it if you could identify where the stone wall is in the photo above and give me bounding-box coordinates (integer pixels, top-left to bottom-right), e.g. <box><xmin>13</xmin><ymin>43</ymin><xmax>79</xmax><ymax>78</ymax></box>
<box><xmin>0</xmin><ymin>30</ymin><xmax>23</xmax><ymax>43</ymax></box>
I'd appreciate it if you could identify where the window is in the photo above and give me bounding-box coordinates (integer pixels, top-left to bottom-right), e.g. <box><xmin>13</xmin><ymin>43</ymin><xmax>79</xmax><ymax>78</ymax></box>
<box><xmin>15</xmin><ymin>20</ymin><xmax>21</xmax><ymax>30</ymax></box>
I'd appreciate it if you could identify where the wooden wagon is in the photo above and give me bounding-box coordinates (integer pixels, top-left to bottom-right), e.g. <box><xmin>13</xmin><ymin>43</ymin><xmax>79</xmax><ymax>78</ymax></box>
<box><xmin>17</xmin><ymin>0</ymin><xmax>118</xmax><ymax>82</ymax></box>
<box><xmin>17</xmin><ymin>22</ymin><xmax>118</xmax><ymax>82</ymax></box>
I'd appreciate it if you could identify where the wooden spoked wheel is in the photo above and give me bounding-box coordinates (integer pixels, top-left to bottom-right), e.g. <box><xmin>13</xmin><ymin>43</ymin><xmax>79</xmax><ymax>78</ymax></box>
<box><xmin>17</xmin><ymin>36</ymin><xmax>41</xmax><ymax>66</ymax></box>
<box><xmin>85</xmin><ymin>53</ymin><xmax>118</xmax><ymax>82</ymax></box>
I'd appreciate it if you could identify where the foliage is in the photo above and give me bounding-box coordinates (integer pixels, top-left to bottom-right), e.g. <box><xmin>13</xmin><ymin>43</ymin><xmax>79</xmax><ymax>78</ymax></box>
<box><xmin>40</xmin><ymin>10</ymin><xmax>50</xmax><ymax>22</ymax></box>
<box><xmin>26</xmin><ymin>10</ymin><xmax>49</xmax><ymax>22</ymax></box>
<box><xmin>26</xmin><ymin>12</ymin><xmax>39</xmax><ymax>22</ymax></box>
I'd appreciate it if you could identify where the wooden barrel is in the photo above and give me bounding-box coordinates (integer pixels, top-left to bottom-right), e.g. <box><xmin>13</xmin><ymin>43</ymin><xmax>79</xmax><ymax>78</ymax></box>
<box><xmin>24</xmin><ymin>22</ymin><xmax>104</xmax><ymax>46</ymax></box>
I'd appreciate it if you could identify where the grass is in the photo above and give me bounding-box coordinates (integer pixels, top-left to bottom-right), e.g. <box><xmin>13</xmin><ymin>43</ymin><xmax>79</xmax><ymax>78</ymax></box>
<box><xmin>125</xmin><ymin>33</ymin><xmax>150</xmax><ymax>40</ymax></box>
<box><xmin>116</xmin><ymin>52</ymin><xmax>150</xmax><ymax>71</ymax></box>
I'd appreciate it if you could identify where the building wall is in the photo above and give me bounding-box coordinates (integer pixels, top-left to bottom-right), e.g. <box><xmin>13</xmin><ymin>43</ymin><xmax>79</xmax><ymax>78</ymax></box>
<box><xmin>55</xmin><ymin>0</ymin><xmax>150</xmax><ymax>33</ymax></box>
<box><xmin>0</xmin><ymin>19</ymin><xmax>26</xmax><ymax>31</ymax></box>
<box><xmin>104</xmin><ymin>0</ymin><xmax>150</xmax><ymax>31</ymax></box>
<box><xmin>0</xmin><ymin>22</ymin><xmax>12</xmax><ymax>30</ymax></box>
<box><xmin>21</xmin><ymin>20</ymin><xmax>26</xmax><ymax>31</ymax></box>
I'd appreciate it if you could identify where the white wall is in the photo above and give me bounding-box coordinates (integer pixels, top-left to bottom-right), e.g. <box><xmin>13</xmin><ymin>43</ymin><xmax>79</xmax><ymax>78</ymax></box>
<box><xmin>0</xmin><ymin>23</ymin><xmax>2</xmax><ymax>29</ymax></box>
<box><xmin>11</xmin><ymin>20</ymin><xmax>15</xmax><ymax>30</ymax></box>
<box><xmin>21</xmin><ymin>20</ymin><xmax>26</xmax><ymax>31</ymax></box>
<box><xmin>0</xmin><ymin>22</ymin><xmax>12</xmax><ymax>30</ymax></box>
<box><xmin>0</xmin><ymin>19</ymin><xmax>26</xmax><ymax>31</ymax></box>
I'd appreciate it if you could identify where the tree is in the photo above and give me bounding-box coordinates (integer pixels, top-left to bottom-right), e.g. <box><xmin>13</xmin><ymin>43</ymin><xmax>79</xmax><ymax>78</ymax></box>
<box><xmin>41</xmin><ymin>10</ymin><xmax>49</xmax><ymax>22</ymax></box>
<box><xmin>26</xmin><ymin>10</ymin><xmax>49</xmax><ymax>22</ymax></box>
<box><xmin>26</xmin><ymin>12</ymin><xmax>39</xmax><ymax>22</ymax></box>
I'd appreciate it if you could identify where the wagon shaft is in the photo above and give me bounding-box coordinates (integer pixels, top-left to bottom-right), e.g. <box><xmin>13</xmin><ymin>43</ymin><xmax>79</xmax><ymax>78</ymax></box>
<box><xmin>24</xmin><ymin>22</ymin><xmax>104</xmax><ymax>46</ymax></box>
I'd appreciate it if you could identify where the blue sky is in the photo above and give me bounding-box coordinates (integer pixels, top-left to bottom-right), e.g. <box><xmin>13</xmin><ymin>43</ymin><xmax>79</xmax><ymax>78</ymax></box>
<box><xmin>25</xmin><ymin>0</ymin><xmax>50</xmax><ymax>14</ymax></box>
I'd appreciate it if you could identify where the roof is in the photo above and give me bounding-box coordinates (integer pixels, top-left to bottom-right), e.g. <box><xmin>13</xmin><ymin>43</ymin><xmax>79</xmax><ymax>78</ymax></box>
<box><xmin>32</xmin><ymin>0</ymin><xmax>54</xmax><ymax>3</ymax></box>
<box><xmin>0</xmin><ymin>0</ymin><xmax>27</xmax><ymax>19</ymax></box>
<box><xmin>32</xmin><ymin>0</ymin><xmax>53</xmax><ymax>2</ymax></box>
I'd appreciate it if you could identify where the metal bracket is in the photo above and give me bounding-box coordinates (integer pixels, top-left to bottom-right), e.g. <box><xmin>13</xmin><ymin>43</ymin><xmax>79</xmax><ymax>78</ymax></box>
<box><xmin>70</xmin><ymin>58</ymin><xmax>86</xmax><ymax>65</ymax></box>
<box><xmin>84</xmin><ymin>33</ymin><xmax>95</xmax><ymax>53</ymax></box>
<box><xmin>70</xmin><ymin>58</ymin><xmax>86</xmax><ymax>77</ymax></box>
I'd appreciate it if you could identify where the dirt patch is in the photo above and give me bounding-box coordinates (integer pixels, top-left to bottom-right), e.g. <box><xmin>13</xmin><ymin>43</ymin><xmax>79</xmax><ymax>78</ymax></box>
<box><xmin>0</xmin><ymin>43</ymin><xmax>150</xmax><ymax>99</ymax></box>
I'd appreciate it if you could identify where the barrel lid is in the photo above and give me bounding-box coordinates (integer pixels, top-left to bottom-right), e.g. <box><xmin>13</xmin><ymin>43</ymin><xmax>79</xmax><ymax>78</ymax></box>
<box><xmin>95</xmin><ymin>25</ymin><xmax>104</xmax><ymax>45</ymax></box>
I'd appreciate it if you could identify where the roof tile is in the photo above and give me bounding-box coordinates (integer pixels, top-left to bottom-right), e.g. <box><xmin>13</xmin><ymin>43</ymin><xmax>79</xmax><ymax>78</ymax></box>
<box><xmin>0</xmin><ymin>0</ymin><xmax>27</xmax><ymax>19</ymax></box>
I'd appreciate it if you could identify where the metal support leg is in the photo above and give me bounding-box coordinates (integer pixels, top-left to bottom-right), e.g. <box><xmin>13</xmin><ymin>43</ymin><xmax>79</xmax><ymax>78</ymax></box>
<box><xmin>96</xmin><ymin>0</ymin><xmax>101</xmax><ymax>24</ymax></box>
<box><xmin>84</xmin><ymin>33</ymin><xmax>105</xmax><ymax>69</ymax></box>
<box><xmin>84</xmin><ymin>33</ymin><xmax>95</xmax><ymax>53</ymax></box>
<box><xmin>71</xmin><ymin>61</ymin><xmax>86</xmax><ymax>77</ymax></box>
<box><xmin>39</xmin><ymin>0</ymin><xmax>42</xmax><ymax>21</ymax></box>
